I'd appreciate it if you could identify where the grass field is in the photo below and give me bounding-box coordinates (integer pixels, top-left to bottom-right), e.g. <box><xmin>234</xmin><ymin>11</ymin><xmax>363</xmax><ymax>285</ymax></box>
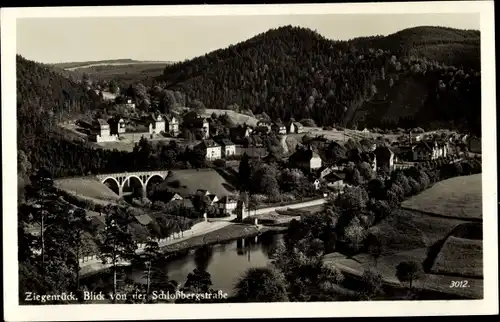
<box><xmin>431</xmin><ymin>236</ymin><xmax>483</xmax><ymax>278</ymax></box>
<box><xmin>401</xmin><ymin>174</ymin><xmax>482</xmax><ymax>220</ymax></box>
<box><xmin>367</xmin><ymin>209</ymin><xmax>466</xmax><ymax>255</ymax></box>
<box><xmin>323</xmin><ymin>175</ymin><xmax>484</xmax><ymax>299</ymax></box>
<box><xmin>55</xmin><ymin>177</ymin><xmax>120</xmax><ymax>203</ymax></box>
<box><xmin>201</xmin><ymin>109</ymin><xmax>260</xmax><ymax>127</ymax></box>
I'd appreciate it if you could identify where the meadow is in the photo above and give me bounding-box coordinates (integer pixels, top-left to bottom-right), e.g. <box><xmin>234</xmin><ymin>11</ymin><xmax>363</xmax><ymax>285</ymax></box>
<box><xmin>323</xmin><ymin>173</ymin><xmax>484</xmax><ymax>299</ymax></box>
<box><xmin>401</xmin><ymin>174</ymin><xmax>482</xmax><ymax>220</ymax></box>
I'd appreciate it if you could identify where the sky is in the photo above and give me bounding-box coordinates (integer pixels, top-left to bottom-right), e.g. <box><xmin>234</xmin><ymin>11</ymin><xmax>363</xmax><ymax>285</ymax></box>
<box><xmin>16</xmin><ymin>13</ymin><xmax>480</xmax><ymax>64</ymax></box>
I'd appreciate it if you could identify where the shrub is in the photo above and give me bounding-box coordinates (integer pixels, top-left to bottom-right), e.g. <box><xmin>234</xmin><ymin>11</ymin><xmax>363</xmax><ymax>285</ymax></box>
<box><xmin>323</xmin><ymin>126</ymin><xmax>333</xmax><ymax>131</ymax></box>
<box><xmin>360</xmin><ymin>269</ymin><xmax>384</xmax><ymax>300</ymax></box>
<box><xmin>213</xmin><ymin>159</ymin><xmax>226</xmax><ymax>168</ymax></box>
<box><xmin>299</xmin><ymin>118</ymin><xmax>317</xmax><ymax>127</ymax></box>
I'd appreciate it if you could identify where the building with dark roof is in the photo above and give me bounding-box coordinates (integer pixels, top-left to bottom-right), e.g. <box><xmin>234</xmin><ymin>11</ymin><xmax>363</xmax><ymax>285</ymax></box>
<box><xmin>289</xmin><ymin>145</ymin><xmax>323</xmax><ymax>173</ymax></box>
<box><xmin>195</xmin><ymin>139</ymin><xmax>222</xmax><ymax>161</ymax></box>
<box><xmin>374</xmin><ymin>145</ymin><xmax>395</xmax><ymax>173</ymax></box>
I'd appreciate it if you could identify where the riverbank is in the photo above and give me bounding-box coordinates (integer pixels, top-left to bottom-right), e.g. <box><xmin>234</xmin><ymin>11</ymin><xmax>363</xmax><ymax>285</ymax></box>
<box><xmin>80</xmin><ymin>222</ymin><xmax>285</xmax><ymax>277</ymax></box>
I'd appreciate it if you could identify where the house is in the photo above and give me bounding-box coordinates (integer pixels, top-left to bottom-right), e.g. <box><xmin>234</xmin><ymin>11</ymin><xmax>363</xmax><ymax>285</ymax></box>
<box><xmin>195</xmin><ymin>189</ymin><xmax>219</xmax><ymax>206</ymax></box>
<box><xmin>253</xmin><ymin>125</ymin><xmax>270</xmax><ymax>135</ymax></box>
<box><xmin>312</xmin><ymin>178</ymin><xmax>321</xmax><ymax>190</ymax></box>
<box><xmin>323</xmin><ymin>172</ymin><xmax>346</xmax><ymax>191</ymax></box>
<box><xmin>271</xmin><ymin>121</ymin><xmax>287</xmax><ymax>135</ymax></box>
<box><xmin>94</xmin><ymin>118</ymin><xmax>110</xmax><ymax>136</ymax></box>
<box><xmin>374</xmin><ymin>146</ymin><xmax>395</xmax><ymax>173</ymax></box>
<box><xmin>287</xmin><ymin>120</ymin><xmax>304</xmax><ymax>134</ymax></box>
<box><xmin>235</xmin><ymin>192</ymin><xmax>250</xmax><ymax>221</ymax></box>
<box><xmin>229</xmin><ymin>125</ymin><xmax>252</xmax><ymax>143</ymax></box>
<box><xmin>90</xmin><ymin>118</ymin><xmax>118</xmax><ymax>143</ymax></box>
<box><xmin>216</xmin><ymin>138</ymin><xmax>236</xmax><ymax>158</ymax></box>
<box><xmin>164</xmin><ymin>115</ymin><xmax>180</xmax><ymax>137</ymax></box>
<box><xmin>163</xmin><ymin>192</ymin><xmax>183</xmax><ymax>203</ymax></box>
<box><xmin>289</xmin><ymin>145</ymin><xmax>323</xmax><ymax>173</ymax></box>
<box><xmin>184</xmin><ymin>112</ymin><xmax>210</xmax><ymax>139</ymax></box>
<box><xmin>467</xmin><ymin>136</ymin><xmax>481</xmax><ymax>154</ymax></box>
<box><xmin>125</xmin><ymin>99</ymin><xmax>136</xmax><ymax>109</ymax></box>
<box><xmin>216</xmin><ymin>195</ymin><xmax>238</xmax><ymax>215</ymax></box>
<box><xmin>412</xmin><ymin>140</ymin><xmax>448</xmax><ymax>161</ymax></box>
<box><xmin>147</xmin><ymin>114</ymin><xmax>165</xmax><ymax>135</ymax></box>
<box><xmin>107</xmin><ymin>116</ymin><xmax>126</xmax><ymax>135</ymax></box>
<box><xmin>317</xmin><ymin>166</ymin><xmax>336</xmax><ymax>180</ymax></box>
<box><xmin>194</xmin><ymin>139</ymin><xmax>222</xmax><ymax>161</ymax></box>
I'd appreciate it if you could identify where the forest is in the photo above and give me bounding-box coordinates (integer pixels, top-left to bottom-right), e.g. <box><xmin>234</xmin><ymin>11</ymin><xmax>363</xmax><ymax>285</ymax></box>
<box><xmin>157</xmin><ymin>25</ymin><xmax>481</xmax><ymax>134</ymax></box>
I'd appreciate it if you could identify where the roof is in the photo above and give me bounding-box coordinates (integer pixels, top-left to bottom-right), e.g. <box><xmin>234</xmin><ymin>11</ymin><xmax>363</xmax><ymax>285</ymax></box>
<box><xmin>217</xmin><ymin>195</ymin><xmax>238</xmax><ymax>204</ymax></box>
<box><xmin>218</xmin><ymin>138</ymin><xmax>235</xmax><ymax>146</ymax></box>
<box><xmin>293</xmin><ymin>122</ymin><xmax>304</xmax><ymax>128</ymax></box>
<box><xmin>374</xmin><ymin>146</ymin><xmax>395</xmax><ymax>159</ymax></box>
<box><xmin>324</xmin><ymin>172</ymin><xmax>345</xmax><ymax>182</ymax></box>
<box><xmin>273</xmin><ymin>121</ymin><xmax>285</xmax><ymax>127</ymax></box>
<box><xmin>196</xmin><ymin>139</ymin><xmax>220</xmax><ymax>149</ymax></box>
<box><xmin>134</xmin><ymin>214</ymin><xmax>154</xmax><ymax>226</ymax></box>
<box><xmin>160</xmin><ymin>168</ymin><xmax>237</xmax><ymax>198</ymax></box>
<box><xmin>415</xmin><ymin>140</ymin><xmax>435</xmax><ymax>151</ymax></box>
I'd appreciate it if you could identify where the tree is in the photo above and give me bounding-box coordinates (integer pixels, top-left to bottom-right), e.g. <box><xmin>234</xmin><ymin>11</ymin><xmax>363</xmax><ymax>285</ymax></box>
<box><xmin>358</xmin><ymin>162</ymin><xmax>375</xmax><ymax>181</ymax></box>
<box><xmin>352</xmin><ymin>169</ymin><xmax>362</xmax><ymax>186</ymax></box>
<box><xmin>183</xmin><ymin>268</ymin><xmax>213</xmax><ymax>294</ymax></box>
<box><xmin>143</xmin><ymin>239</ymin><xmax>160</xmax><ymax>302</ymax></box>
<box><xmin>234</xmin><ymin>266</ymin><xmax>289</xmax><ymax>302</ymax></box>
<box><xmin>65</xmin><ymin>207</ymin><xmax>92</xmax><ymax>292</ymax></box>
<box><xmin>238</xmin><ymin>153</ymin><xmax>251</xmax><ymax>190</ymax></box>
<box><xmin>360</xmin><ymin>269</ymin><xmax>384</xmax><ymax>300</ymax></box>
<box><xmin>365</xmin><ymin>233</ymin><xmax>385</xmax><ymax>267</ymax></box>
<box><xmin>99</xmin><ymin>205</ymin><xmax>138</xmax><ymax>303</ymax></box>
<box><xmin>395</xmin><ymin>261</ymin><xmax>424</xmax><ymax>291</ymax></box>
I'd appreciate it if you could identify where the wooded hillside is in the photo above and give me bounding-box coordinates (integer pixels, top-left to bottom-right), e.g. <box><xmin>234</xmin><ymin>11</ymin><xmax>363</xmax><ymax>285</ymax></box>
<box><xmin>158</xmin><ymin>25</ymin><xmax>481</xmax><ymax>134</ymax></box>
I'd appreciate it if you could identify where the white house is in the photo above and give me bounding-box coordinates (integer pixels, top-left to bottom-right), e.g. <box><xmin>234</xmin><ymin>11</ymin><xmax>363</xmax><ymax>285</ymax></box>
<box><xmin>195</xmin><ymin>139</ymin><xmax>222</xmax><ymax>161</ymax></box>
<box><xmin>216</xmin><ymin>196</ymin><xmax>238</xmax><ymax>215</ymax></box>
<box><xmin>148</xmin><ymin>114</ymin><xmax>165</xmax><ymax>135</ymax></box>
<box><xmin>412</xmin><ymin>140</ymin><xmax>448</xmax><ymax>161</ymax></box>
<box><xmin>374</xmin><ymin>146</ymin><xmax>395</xmax><ymax>173</ymax></box>
<box><xmin>287</xmin><ymin>121</ymin><xmax>304</xmax><ymax>134</ymax></box>
<box><xmin>91</xmin><ymin>118</ymin><xmax>118</xmax><ymax>143</ymax></box>
<box><xmin>271</xmin><ymin>121</ymin><xmax>287</xmax><ymax>135</ymax></box>
<box><xmin>108</xmin><ymin>117</ymin><xmax>126</xmax><ymax>135</ymax></box>
<box><xmin>165</xmin><ymin>115</ymin><xmax>180</xmax><ymax>137</ymax></box>
<box><xmin>125</xmin><ymin>99</ymin><xmax>136</xmax><ymax>109</ymax></box>
<box><xmin>289</xmin><ymin>146</ymin><xmax>323</xmax><ymax>173</ymax></box>
<box><xmin>218</xmin><ymin>138</ymin><xmax>236</xmax><ymax>158</ymax></box>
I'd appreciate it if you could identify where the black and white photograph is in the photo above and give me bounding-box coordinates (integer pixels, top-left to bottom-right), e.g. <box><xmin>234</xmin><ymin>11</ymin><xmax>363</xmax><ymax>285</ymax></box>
<box><xmin>2</xmin><ymin>1</ymin><xmax>498</xmax><ymax>320</ymax></box>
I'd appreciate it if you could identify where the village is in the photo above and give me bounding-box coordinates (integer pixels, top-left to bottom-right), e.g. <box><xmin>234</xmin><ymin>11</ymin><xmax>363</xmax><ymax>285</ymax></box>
<box><xmin>55</xmin><ymin>88</ymin><xmax>483</xmax><ymax>231</ymax></box>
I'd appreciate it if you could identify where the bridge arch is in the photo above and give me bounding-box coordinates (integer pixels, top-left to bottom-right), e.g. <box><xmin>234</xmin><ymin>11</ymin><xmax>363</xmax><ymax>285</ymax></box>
<box><xmin>145</xmin><ymin>174</ymin><xmax>165</xmax><ymax>196</ymax></box>
<box><xmin>103</xmin><ymin>177</ymin><xmax>121</xmax><ymax>195</ymax></box>
<box><xmin>122</xmin><ymin>175</ymin><xmax>145</xmax><ymax>197</ymax></box>
<box><xmin>97</xmin><ymin>171</ymin><xmax>170</xmax><ymax>197</ymax></box>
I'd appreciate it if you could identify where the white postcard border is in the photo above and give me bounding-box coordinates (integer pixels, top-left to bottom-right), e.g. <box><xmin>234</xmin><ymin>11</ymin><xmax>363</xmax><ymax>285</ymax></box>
<box><xmin>2</xmin><ymin>2</ymin><xmax>498</xmax><ymax>320</ymax></box>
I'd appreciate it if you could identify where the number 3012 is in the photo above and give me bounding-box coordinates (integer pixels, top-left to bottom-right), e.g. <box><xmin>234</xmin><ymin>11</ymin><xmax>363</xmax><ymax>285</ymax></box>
<box><xmin>450</xmin><ymin>280</ymin><xmax>469</xmax><ymax>288</ymax></box>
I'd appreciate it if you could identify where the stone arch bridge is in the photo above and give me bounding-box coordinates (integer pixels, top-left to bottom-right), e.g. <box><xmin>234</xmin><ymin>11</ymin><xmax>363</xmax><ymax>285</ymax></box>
<box><xmin>96</xmin><ymin>170</ymin><xmax>170</xmax><ymax>197</ymax></box>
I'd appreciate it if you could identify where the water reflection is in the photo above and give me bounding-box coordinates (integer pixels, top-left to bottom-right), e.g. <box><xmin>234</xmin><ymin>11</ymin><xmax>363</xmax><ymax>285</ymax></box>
<box><xmin>125</xmin><ymin>232</ymin><xmax>283</xmax><ymax>295</ymax></box>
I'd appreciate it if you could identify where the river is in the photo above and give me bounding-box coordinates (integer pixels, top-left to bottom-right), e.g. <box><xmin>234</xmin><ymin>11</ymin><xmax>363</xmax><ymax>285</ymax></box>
<box><xmin>83</xmin><ymin>231</ymin><xmax>283</xmax><ymax>296</ymax></box>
